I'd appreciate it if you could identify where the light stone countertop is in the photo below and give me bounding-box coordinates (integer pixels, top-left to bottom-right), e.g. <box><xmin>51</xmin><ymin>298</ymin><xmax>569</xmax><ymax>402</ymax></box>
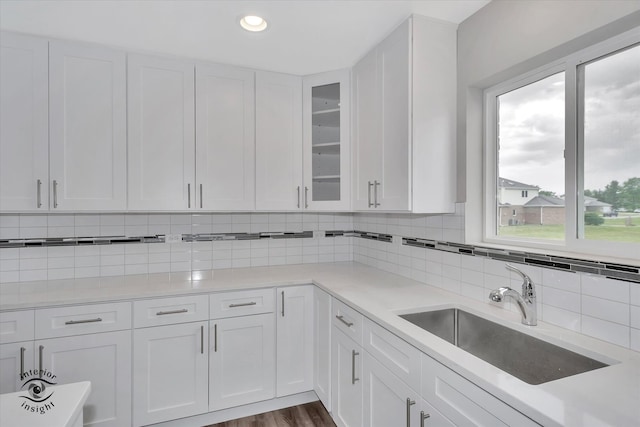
<box><xmin>1</xmin><ymin>262</ymin><xmax>639</xmax><ymax>426</ymax></box>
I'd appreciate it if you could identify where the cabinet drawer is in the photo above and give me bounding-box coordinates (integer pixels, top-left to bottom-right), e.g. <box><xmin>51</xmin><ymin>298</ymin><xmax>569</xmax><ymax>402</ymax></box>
<box><xmin>0</xmin><ymin>310</ymin><xmax>34</xmax><ymax>344</ymax></box>
<box><xmin>331</xmin><ymin>298</ymin><xmax>363</xmax><ymax>346</ymax></box>
<box><xmin>421</xmin><ymin>354</ymin><xmax>539</xmax><ymax>427</ymax></box>
<box><xmin>363</xmin><ymin>318</ymin><xmax>421</xmax><ymax>391</ymax></box>
<box><xmin>134</xmin><ymin>294</ymin><xmax>209</xmax><ymax>328</ymax></box>
<box><xmin>210</xmin><ymin>288</ymin><xmax>274</xmax><ymax>319</ymax></box>
<box><xmin>35</xmin><ymin>302</ymin><xmax>131</xmax><ymax>339</ymax></box>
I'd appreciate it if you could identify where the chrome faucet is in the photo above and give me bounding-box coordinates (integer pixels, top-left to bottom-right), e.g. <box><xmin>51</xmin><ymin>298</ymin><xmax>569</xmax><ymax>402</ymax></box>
<box><xmin>489</xmin><ymin>264</ymin><xmax>537</xmax><ymax>326</ymax></box>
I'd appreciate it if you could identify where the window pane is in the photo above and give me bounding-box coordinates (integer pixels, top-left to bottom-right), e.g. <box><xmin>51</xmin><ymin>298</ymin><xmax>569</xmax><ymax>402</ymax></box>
<box><xmin>582</xmin><ymin>44</ymin><xmax>640</xmax><ymax>243</ymax></box>
<box><xmin>496</xmin><ymin>73</ymin><xmax>565</xmax><ymax>240</ymax></box>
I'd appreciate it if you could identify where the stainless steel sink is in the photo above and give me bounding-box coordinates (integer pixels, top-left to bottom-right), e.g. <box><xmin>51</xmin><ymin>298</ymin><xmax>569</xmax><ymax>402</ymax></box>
<box><xmin>399</xmin><ymin>308</ymin><xmax>609</xmax><ymax>385</ymax></box>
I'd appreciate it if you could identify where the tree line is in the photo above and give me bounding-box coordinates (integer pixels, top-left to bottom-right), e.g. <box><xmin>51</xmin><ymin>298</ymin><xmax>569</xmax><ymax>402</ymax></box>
<box><xmin>584</xmin><ymin>177</ymin><xmax>640</xmax><ymax>211</ymax></box>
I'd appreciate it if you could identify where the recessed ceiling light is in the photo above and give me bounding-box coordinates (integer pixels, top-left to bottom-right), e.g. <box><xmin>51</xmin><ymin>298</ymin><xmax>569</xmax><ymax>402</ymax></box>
<box><xmin>240</xmin><ymin>15</ymin><xmax>268</xmax><ymax>32</ymax></box>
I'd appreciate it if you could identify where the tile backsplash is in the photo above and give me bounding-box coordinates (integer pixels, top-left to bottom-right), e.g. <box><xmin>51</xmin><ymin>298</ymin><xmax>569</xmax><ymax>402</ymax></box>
<box><xmin>0</xmin><ymin>212</ymin><xmax>353</xmax><ymax>282</ymax></box>
<box><xmin>1</xmin><ymin>205</ymin><xmax>639</xmax><ymax>353</ymax></box>
<box><xmin>353</xmin><ymin>207</ymin><xmax>640</xmax><ymax>353</ymax></box>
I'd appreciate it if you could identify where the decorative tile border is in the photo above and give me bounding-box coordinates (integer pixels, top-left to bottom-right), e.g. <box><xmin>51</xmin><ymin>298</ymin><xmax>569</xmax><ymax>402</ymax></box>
<box><xmin>0</xmin><ymin>235</ymin><xmax>165</xmax><ymax>248</ymax></box>
<box><xmin>183</xmin><ymin>231</ymin><xmax>313</xmax><ymax>241</ymax></box>
<box><xmin>401</xmin><ymin>237</ymin><xmax>640</xmax><ymax>283</ymax></box>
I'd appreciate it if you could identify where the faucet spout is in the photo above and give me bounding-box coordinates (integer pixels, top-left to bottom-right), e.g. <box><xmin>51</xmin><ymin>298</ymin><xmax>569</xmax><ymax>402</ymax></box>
<box><xmin>489</xmin><ymin>265</ymin><xmax>537</xmax><ymax>326</ymax></box>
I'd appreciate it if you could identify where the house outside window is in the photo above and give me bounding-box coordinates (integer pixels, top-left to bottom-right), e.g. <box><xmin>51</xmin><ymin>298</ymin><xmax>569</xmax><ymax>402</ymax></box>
<box><xmin>484</xmin><ymin>28</ymin><xmax>640</xmax><ymax>259</ymax></box>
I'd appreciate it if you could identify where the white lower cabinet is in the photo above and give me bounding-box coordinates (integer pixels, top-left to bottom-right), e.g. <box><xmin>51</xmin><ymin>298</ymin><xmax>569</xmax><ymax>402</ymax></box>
<box><xmin>0</xmin><ymin>341</ymin><xmax>34</xmax><ymax>394</ymax></box>
<box><xmin>37</xmin><ymin>330</ymin><xmax>132</xmax><ymax>427</ymax></box>
<box><xmin>421</xmin><ymin>354</ymin><xmax>539</xmax><ymax>427</ymax></box>
<box><xmin>331</xmin><ymin>328</ymin><xmax>363</xmax><ymax>427</ymax></box>
<box><xmin>363</xmin><ymin>352</ymin><xmax>422</xmax><ymax>427</ymax></box>
<box><xmin>276</xmin><ymin>285</ymin><xmax>314</xmax><ymax>396</ymax></box>
<box><xmin>133</xmin><ymin>322</ymin><xmax>209</xmax><ymax>426</ymax></box>
<box><xmin>209</xmin><ymin>313</ymin><xmax>276</xmax><ymax>411</ymax></box>
<box><xmin>313</xmin><ymin>287</ymin><xmax>332</xmax><ymax>411</ymax></box>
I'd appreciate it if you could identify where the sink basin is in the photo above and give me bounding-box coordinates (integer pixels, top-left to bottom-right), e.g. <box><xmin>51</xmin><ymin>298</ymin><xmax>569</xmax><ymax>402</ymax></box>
<box><xmin>399</xmin><ymin>308</ymin><xmax>609</xmax><ymax>385</ymax></box>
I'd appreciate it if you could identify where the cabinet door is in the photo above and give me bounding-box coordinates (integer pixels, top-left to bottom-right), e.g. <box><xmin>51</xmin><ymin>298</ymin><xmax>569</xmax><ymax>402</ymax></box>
<box><xmin>128</xmin><ymin>54</ymin><xmax>195</xmax><ymax>210</ymax></box>
<box><xmin>363</xmin><ymin>352</ymin><xmax>421</xmax><ymax>427</ymax></box>
<box><xmin>421</xmin><ymin>355</ymin><xmax>538</xmax><ymax>427</ymax></box>
<box><xmin>313</xmin><ymin>287</ymin><xmax>332</xmax><ymax>411</ymax></box>
<box><xmin>352</xmin><ymin>48</ymin><xmax>380</xmax><ymax>211</ymax></box>
<box><xmin>0</xmin><ymin>341</ymin><xmax>34</xmax><ymax>394</ymax></box>
<box><xmin>209</xmin><ymin>313</ymin><xmax>275</xmax><ymax>411</ymax></box>
<box><xmin>196</xmin><ymin>63</ymin><xmax>255</xmax><ymax>210</ymax></box>
<box><xmin>276</xmin><ymin>285</ymin><xmax>313</xmax><ymax>396</ymax></box>
<box><xmin>133</xmin><ymin>322</ymin><xmax>208</xmax><ymax>426</ymax></box>
<box><xmin>303</xmin><ymin>69</ymin><xmax>351</xmax><ymax>211</ymax></box>
<box><xmin>49</xmin><ymin>41</ymin><xmax>127</xmax><ymax>211</ymax></box>
<box><xmin>37</xmin><ymin>330</ymin><xmax>132</xmax><ymax>427</ymax></box>
<box><xmin>377</xmin><ymin>19</ymin><xmax>411</xmax><ymax>211</ymax></box>
<box><xmin>0</xmin><ymin>32</ymin><xmax>48</xmax><ymax>211</ymax></box>
<box><xmin>331</xmin><ymin>328</ymin><xmax>363</xmax><ymax>427</ymax></box>
<box><xmin>255</xmin><ymin>71</ymin><xmax>303</xmax><ymax>211</ymax></box>
<box><xmin>420</xmin><ymin>398</ymin><xmax>455</xmax><ymax>427</ymax></box>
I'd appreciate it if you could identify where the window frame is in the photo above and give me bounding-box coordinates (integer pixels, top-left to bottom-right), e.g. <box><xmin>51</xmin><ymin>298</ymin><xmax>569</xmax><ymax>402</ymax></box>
<box><xmin>483</xmin><ymin>27</ymin><xmax>640</xmax><ymax>261</ymax></box>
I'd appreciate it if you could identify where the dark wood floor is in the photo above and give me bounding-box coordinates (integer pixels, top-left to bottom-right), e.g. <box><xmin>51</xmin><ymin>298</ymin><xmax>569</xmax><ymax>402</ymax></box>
<box><xmin>207</xmin><ymin>401</ymin><xmax>336</xmax><ymax>427</ymax></box>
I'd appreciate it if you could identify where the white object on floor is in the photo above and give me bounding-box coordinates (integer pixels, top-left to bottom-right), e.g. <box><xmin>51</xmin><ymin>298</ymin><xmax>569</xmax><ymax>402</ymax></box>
<box><xmin>0</xmin><ymin>381</ymin><xmax>90</xmax><ymax>427</ymax></box>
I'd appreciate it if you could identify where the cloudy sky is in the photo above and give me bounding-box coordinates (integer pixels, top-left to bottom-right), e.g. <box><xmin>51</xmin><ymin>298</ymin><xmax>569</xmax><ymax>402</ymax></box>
<box><xmin>498</xmin><ymin>44</ymin><xmax>639</xmax><ymax>196</ymax></box>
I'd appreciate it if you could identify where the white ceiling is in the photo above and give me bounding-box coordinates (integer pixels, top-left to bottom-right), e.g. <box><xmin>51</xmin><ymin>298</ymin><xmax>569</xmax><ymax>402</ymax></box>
<box><xmin>0</xmin><ymin>0</ymin><xmax>489</xmax><ymax>75</ymax></box>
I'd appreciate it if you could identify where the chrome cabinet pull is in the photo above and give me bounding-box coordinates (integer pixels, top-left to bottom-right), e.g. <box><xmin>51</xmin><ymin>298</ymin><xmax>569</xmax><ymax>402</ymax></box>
<box><xmin>351</xmin><ymin>350</ymin><xmax>359</xmax><ymax>384</ymax></box>
<box><xmin>199</xmin><ymin>184</ymin><xmax>203</xmax><ymax>208</ymax></box>
<box><xmin>20</xmin><ymin>347</ymin><xmax>25</xmax><ymax>376</ymax></box>
<box><xmin>281</xmin><ymin>291</ymin><xmax>285</xmax><ymax>317</ymax></box>
<box><xmin>335</xmin><ymin>315</ymin><xmax>354</xmax><ymax>328</ymax></box>
<box><xmin>38</xmin><ymin>345</ymin><xmax>44</xmax><ymax>377</ymax></box>
<box><xmin>420</xmin><ymin>411</ymin><xmax>431</xmax><ymax>427</ymax></box>
<box><xmin>374</xmin><ymin>180</ymin><xmax>381</xmax><ymax>207</ymax></box>
<box><xmin>200</xmin><ymin>325</ymin><xmax>204</xmax><ymax>354</ymax></box>
<box><xmin>297</xmin><ymin>186</ymin><xmax>301</xmax><ymax>208</ymax></box>
<box><xmin>214</xmin><ymin>324</ymin><xmax>218</xmax><ymax>352</ymax></box>
<box><xmin>156</xmin><ymin>309</ymin><xmax>188</xmax><ymax>316</ymax></box>
<box><xmin>406</xmin><ymin>398</ymin><xmax>416</xmax><ymax>427</ymax></box>
<box><xmin>36</xmin><ymin>179</ymin><xmax>42</xmax><ymax>208</ymax></box>
<box><xmin>65</xmin><ymin>317</ymin><xmax>102</xmax><ymax>325</ymax></box>
<box><xmin>187</xmin><ymin>183</ymin><xmax>191</xmax><ymax>208</ymax></box>
<box><xmin>368</xmin><ymin>181</ymin><xmax>373</xmax><ymax>207</ymax></box>
<box><xmin>228</xmin><ymin>302</ymin><xmax>257</xmax><ymax>308</ymax></box>
<box><xmin>304</xmin><ymin>186</ymin><xmax>309</xmax><ymax>208</ymax></box>
<box><xmin>52</xmin><ymin>180</ymin><xmax>58</xmax><ymax>208</ymax></box>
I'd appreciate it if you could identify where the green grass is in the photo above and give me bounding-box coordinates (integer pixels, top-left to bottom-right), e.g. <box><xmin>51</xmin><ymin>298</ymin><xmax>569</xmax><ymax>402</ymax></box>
<box><xmin>499</xmin><ymin>216</ymin><xmax>640</xmax><ymax>243</ymax></box>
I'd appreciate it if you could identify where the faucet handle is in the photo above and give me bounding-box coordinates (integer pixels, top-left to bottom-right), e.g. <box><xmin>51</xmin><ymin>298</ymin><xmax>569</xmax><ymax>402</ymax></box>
<box><xmin>505</xmin><ymin>264</ymin><xmax>535</xmax><ymax>300</ymax></box>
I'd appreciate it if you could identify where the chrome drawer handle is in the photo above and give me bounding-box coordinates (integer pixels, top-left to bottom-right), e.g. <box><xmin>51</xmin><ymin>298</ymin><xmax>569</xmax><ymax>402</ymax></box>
<box><xmin>420</xmin><ymin>411</ymin><xmax>431</xmax><ymax>427</ymax></box>
<box><xmin>156</xmin><ymin>309</ymin><xmax>188</xmax><ymax>316</ymax></box>
<box><xmin>336</xmin><ymin>315</ymin><xmax>354</xmax><ymax>327</ymax></box>
<box><xmin>351</xmin><ymin>350</ymin><xmax>359</xmax><ymax>384</ymax></box>
<box><xmin>407</xmin><ymin>398</ymin><xmax>416</xmax><ymax>427</ymax></box>
<box><xmin>20</xmin><ymin>347</ymin><xmax>25</xmax><ymax>376</ymax></box>
<box><xmin>228</xmin><ymin>302</ymin><xmax>257</xmax><ymax>308</ymax></box>
<box><xmin>65</xmin><ymin>317</ymin><xmax>102</xmax><ymax>325</ymax></box>
<box><xmin>36</xmin><ymin>179</ymin><xmax>42</xmax><ymax>208</ymax></box>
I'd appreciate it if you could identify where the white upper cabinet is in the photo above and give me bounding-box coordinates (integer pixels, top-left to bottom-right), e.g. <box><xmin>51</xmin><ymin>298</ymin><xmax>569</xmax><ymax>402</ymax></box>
<box><xmin>352</xmin><ymin>15</ymin><xmax>457</xmax><ymax>213</ymax></box>
<box><xmin>255</xmin><ymin>71</ymin><xmax>303</xmax><ymax>211</ymax></box>
<box><xmin>352</xmin><ymin>48</ymin><xmax>380</xmax><ymax>211</ymax></box>
<box><xmin>303</xmin><ymin>69</ymin><xmax>351</xmax><ymax>211</ymax></box>
<box><xmin>49</xmin><ymin>41</ymin><xmax>127</xmax><ymax>211</ymax></box>
<box><xmin>128</xmin><ymin>54</ymin><xmax>195</xmax><ymax>211</ymax></box>
<box><xmin>196</xmin><ymin>63</ymin><xmax>255</xmax><ymax>211</ymax></box>
<box><xmin>0</xmin><ymin>32</ymin><xmax>49</xmax><ymax>212</ymax></box>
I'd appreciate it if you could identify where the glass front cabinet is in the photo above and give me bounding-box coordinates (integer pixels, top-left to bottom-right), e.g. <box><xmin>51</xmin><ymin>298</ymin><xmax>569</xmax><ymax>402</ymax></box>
<box><xmin>302</xmin><ymin>69</ymin><xmax>350</xmax><ymax>210</ymax></box>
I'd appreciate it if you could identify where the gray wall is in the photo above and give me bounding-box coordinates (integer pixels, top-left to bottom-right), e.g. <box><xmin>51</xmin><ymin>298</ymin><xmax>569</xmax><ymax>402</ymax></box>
<box><xmin>456</xmin><ymin>0</ymin><xmax>640</xmax><ymax>241</ymax></box>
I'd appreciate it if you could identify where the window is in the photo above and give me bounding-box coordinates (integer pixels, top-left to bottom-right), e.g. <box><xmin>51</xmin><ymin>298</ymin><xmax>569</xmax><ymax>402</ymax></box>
<box><xmin>485</xmin><ymin>29</ymin><xmax>640</xmax><ymax>259</ymax></box>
